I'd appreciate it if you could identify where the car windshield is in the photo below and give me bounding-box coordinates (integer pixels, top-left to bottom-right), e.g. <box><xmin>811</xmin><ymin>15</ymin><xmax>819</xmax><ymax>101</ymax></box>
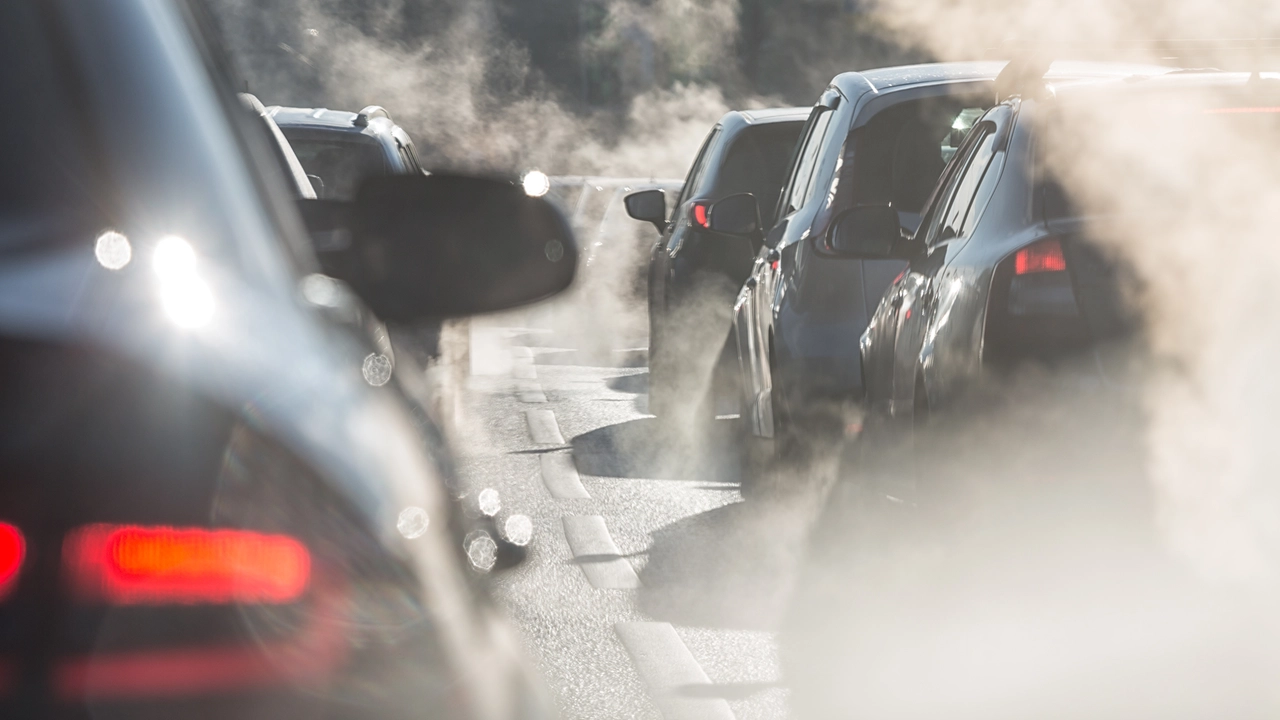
<box><xmin>283</xmin><ymin>132</ymin><xmax>388</xmax><ymax>200</ymax></box>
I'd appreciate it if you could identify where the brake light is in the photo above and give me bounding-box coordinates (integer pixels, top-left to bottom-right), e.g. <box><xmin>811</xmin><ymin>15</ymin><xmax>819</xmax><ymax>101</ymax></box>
<box><xmin>0</xmin><ymin>523</ymin><xmax>25</xmax><ymax>599</ymax></box>
<box><xmin>65</xmin><ymin>525</ymin><xmax>310</xmax><ymax>605</ymax></box>
<box><xmin>691</xmin><ymin>202</ymin><xmax>711</xmax><ymax>229</ymax></box>
<box><xmin>1014</xmin><ymin>238</ymin><xmax>1067</xmax><ymax>275</ymax></box>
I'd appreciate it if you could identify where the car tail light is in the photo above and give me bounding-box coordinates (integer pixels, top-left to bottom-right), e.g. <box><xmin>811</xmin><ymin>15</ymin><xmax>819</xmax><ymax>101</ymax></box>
<box><xmin>65</xmin><ymin>525</ymin><xmax>310</xmax><ymax>605</ymax></box>
<box><xmin>1014</xmin><ymin>238</ymin><xmax>1067</xmax><ymax>275</ymax></box>
<box><xmin>0</xmin><ymin>523</ymin><xmax>25</xmax><ymax>599</ymax></box>
<box><xmin>690</xmin><ymin>201</ymin><xmax>711</xmax><ymax>229</ymax></box>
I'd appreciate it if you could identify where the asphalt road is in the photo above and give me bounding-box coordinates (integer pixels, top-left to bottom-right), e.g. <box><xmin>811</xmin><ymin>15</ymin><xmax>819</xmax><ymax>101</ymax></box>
<box><xmin>447</xmin><ymin>309</ymin><xmax>828</xmax><ymax>720</ymax></box>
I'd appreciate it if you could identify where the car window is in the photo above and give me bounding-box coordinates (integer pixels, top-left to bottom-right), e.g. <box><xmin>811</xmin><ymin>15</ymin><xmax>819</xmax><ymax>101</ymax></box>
<box><xmin>844</xmin><ymin>97</ymin><xmax>992</xmax><ymax>217</ymax></box>
<box><xmin>918</xmin><ymin>123</ymin><xmax>987</xmax><ymax>246</ymax></box>
<box><xmin>936</xmin><ymin>124</ymin><xmax>998</xmax><ymax>242</ymax></box>
<box><xmin>784</xmin><ymin>108</ymin><xmax>834</xmax><ymax>215</ymax></box>
<box><xmin>0</xmin><ymin>2</ymin><xmax>98</xmax><ymax>248</ymax></box>
<box><xmin>673</xmin><ymin>127</ymin><xmax>721</xmax><ymax>218</ymax></box>
<box><xmin>715</xmin><ymin>121</ymin><xmax>806</xmax><ymax>225</ymax></box>
<box><xmin>283</xmin><ymin>132</ymin><xmax>389</xmax><ymax>200</ymax></box>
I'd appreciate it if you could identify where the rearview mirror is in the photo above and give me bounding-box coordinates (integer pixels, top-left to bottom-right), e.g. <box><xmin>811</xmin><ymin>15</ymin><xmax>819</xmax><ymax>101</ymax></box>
<box><xmin>826</xmin><ymin>205</ymin><xmax>903</xmax><ymax>258</ymax></box>
<box><xmin>707</xmin><ymin>193</ymin><xmax>763</xmax><ymax>238</ymax></box>
<box><xmin>625</xmin><ymin>189</ymin><xmax>667</xmax><ymax>232</ymax></box>
<box><xmin>303</xmin><ymin>174</ymin><xmax>577</xmax><ymax>322</ymax></box>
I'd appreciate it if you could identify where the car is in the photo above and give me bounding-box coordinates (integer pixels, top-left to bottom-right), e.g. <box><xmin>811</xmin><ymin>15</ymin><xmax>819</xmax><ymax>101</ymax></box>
<box><xmin>267</xmin><ymin>104</ymin><xmax>448</xmax><ymax>358</ymax></box>
<box><xmin>783</xmin><ymin>61</ymin><xmax>1280</xmax><ymax>719</ymax></box>
<box><xmin>267</xmin><ymin>104</ymin><xmax>427</xmax><ymax>201</ymax></box>
<box><xmin>707</xmin><ymin>61</ymin><xmax>1171</xmax><ymax>483</ymax></box>
<box><xmin>0</xmin><ymin>0</ymin><xmax>575</xmax><ymax>718</ymax></box>
<box><xmin>623</xmin><ymin>108</ymin><xmax>809</xmax><ymax>420</ymax></box>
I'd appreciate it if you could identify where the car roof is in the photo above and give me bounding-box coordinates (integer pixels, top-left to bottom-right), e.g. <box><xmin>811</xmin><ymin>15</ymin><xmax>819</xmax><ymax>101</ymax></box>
<box><xmin>837</xmin><ymin>60</ymin><xmax>1175</xmax><ymax>95</ymax></box>
<box><xmin>266</xmin><ymin>105</ymin><xmax>397</xmax><ymax>141</ymax></box>
<box><xmin>737</xmin><ymin>106</ymin><xmax>812</xmax><ymax>123</ymax></box>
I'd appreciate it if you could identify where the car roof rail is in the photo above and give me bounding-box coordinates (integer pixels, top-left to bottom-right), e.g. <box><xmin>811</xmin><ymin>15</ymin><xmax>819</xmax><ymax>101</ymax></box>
<box><xmin>353</xmin><ymin>105</ymin><xmax>391</xmax><ymax>127</ymax></box>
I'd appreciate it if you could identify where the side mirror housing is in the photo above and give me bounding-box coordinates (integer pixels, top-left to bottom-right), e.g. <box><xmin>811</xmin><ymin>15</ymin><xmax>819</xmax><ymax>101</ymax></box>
<box><xmin>625</xmin><ymin>189</ymin><xmax>667</xmax><ymax>233</ymax></box>
<box><xmin>707</xmin><ymin>193</ymin><xmax>763</xmax><ymax>237</ymax></box>
<box><xmin>303</xmin><ymin>174</ymin><xmax>577</xmax><ymax>321</ymax></box>
<box><xmin>826</xmin><ymin>205</ymin><xmax>904</xmax><ymax>258</ymax></box>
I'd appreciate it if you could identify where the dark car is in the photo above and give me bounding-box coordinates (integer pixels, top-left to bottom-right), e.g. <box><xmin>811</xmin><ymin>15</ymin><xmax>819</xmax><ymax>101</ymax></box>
<box><xmin>0</xmin><ymin>0</ymin><xmax>574</xmax><ymax>718</ymax></box>
<box><xmin>624</xmin><ymin>107</ymin><xmax>808</xmax><ymax>420</ymax></box>
<box><xmin>781</xmin><ymin>64</ymin><xmax>1280</xmax><ymax>720</ymax></box>
<box><xmin>268</xmin><ymin>104</ymin><xmax>426</xmax><ymax>200</ymax></box>
<box><xmin>709</xmin><ymin>61</ymin><xmax>1168</xmax><ymax>478</ymax></box>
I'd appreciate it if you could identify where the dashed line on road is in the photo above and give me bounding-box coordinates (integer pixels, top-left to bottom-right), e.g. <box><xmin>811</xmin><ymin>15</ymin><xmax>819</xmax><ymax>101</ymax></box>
<box><xmin>540</xmin><ymin>452</ymin><xmax>590</xmax><ymax>499</ymax></box>
<box><xmin>525</xmin><ymin>408</ymin><xmax>565</xmax><ymax>444</ymax></box>
<box><xmin>562</xmin><ymin>515</ymin><xmax>640</xmax><ymax>589</ymax></box>
<box><xmin>515</xmin><ymin>379</ymin><xmax>548</xmax><ymax>403</ymax></box>
<box><xmin>614</xmin><ymin>622</ymin><xmax>735</xmax><ymax>720</ymax></box>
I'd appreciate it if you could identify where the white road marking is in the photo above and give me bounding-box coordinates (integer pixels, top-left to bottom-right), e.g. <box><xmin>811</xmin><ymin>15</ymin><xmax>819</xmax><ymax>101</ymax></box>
<box><xmin>562</xmin><ymin>516</ymin><xmax>639</xmax><ymax>589</ymax></box>
<box><xmin>539</xmin><ymin>452</ymin><xmax>590</xmax><ymax>499</ymax></box>
<box><xmin>614</xmin><ymin>622</ymin><xmax>735</xmax><ymax>720</ymax></box>
<box><xmin>525</xmin><ymin>409</ymin><xmax>565</xmax><ymax>445</ymax></box>
<box><xmin>515</xmin><ymin>380</ymin><xmax>548</xmax><ymax>403</ymax></box>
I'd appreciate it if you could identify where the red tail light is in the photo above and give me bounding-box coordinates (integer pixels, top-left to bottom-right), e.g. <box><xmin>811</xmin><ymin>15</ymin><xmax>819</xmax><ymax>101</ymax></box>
<box><xmin>65</xmin><ymin>525</ymin><xmax>310</xmax><ymax>605</ymax></box>
<box><xmin>1014</xmin><ymin>238</ymin><xmax>1067</xmax><ymax>275</ymax></box>
<box><xmin>0</xmin><ymin>523</ymin><xmax>25</xmax><ymax>599</ymax></box>
<box><xmin>691</xmin><ymin>202</ymin><xmax>711</xmax><ymax>229</ymax></box>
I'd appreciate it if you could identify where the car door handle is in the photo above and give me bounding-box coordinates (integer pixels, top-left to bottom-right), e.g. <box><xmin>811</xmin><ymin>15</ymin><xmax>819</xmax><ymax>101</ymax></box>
<box><xmin>744</xmin><ymin>277</ymin><xmax>758</xmax><ymax>290</ymax></box>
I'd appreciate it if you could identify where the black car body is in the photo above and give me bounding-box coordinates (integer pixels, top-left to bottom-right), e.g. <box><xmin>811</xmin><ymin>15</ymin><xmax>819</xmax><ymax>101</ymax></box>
<box><xmin>268</xmin><ymin>105</ymin><xmax>426</xmax><ymax>201</ymax></box>
<box><xmin>727</xmin><ymin>62</ymin><xmax>1168</xmax><ymax>450</ymax></box>
<box><xmin>0</xmin><ymin>0</ymin><xmax>569</xmax><ymax>717</ymax></box>
<box><xmin>627</xmin><ymin>107</ymin><xmax>808</xmax><ymax>418</ymax></box>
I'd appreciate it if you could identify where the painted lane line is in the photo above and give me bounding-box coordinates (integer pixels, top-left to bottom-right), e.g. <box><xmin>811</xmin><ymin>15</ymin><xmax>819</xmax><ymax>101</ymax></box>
<box><xmin>561</xmin><ymin>516</ymin><xmax>639</xmax><ymax>589</ymax></box>
<box><xmin>525</xmin><ymin>409</ymin><xmax>565</xmax><ymax>445</ymax></box>
<box><xmin>539</xmin><ymin>453</ymin><xmax>590</xmax><ymax>499</ymax></box>
<box><xmin>515</xmin><ymin>379</ymin><xmax>547</xmax><ymax>403</ymax></box>
<box><xmin>614</xmin><ymin>622</ymin><xmax>735</xmax><ymax>720</ymax></box>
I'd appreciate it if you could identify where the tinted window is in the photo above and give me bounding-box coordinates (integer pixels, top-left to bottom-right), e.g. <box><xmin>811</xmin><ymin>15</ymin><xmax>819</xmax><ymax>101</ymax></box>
<box><xmin>845</xmin><ymin>97</ymin><xmax>992</xmax><ymax>216</ymax></box>
<box><xmin>785</xmin><ymin>109</ymin><xmax>834</xmax><ymax>214</ymax></box>
<box><xmin>282</xmin><ymin>132</ymin><xmax>389</xmax><ymax>200</ymax></box>
<box><xmin>919</xmin><ymin>125</ymin><xmax>987</xmax><ymax>246</ymax></box>
<box><xmin>673</xmin><ymin>127</ymin><xmax>721</xmax><ymax>216</ymax></box>
<box><xmin>937</xmin><ymin>125</ymin><xmax>998</xmax><ymax>241</ymax></box>
<box><xmin>714</xmin><ymin>121</ymin><xmax>806</xmax><ymax>224</ymax></box>
<box><xmin>0</xmin><ymin>2</ymin><xmax>98</xmax><ymax>247</ymax></box>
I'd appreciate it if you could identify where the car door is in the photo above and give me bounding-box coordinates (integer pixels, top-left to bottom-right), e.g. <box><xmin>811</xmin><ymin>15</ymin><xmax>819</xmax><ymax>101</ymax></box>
<box><xmin>890</xmin><ymin>115</ymin><xmax>1007</xmax><ymax>415</ymax></box>
<box><xmin>738</xmin><ymin>101</ymin><xmax>837</xmax><ymax>435</ymax></box>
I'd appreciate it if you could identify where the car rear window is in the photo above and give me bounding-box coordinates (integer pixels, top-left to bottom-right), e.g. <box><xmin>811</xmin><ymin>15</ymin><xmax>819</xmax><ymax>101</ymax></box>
<box><xmin>714</xmin><ymin>122</ymin><xmax>806</xmax><ymax>224</ymax></box>
<box><xmin>281</xmin><ymin>132</ymin><xmax>389</xmax><ymax>200</ymax></box>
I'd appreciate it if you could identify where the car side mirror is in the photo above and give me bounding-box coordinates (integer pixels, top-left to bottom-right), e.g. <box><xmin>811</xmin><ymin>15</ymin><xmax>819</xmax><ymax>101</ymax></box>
<box><xmin>826</xmin><ymin>205</ymin><xmax>904</xmax><ymax>258</ymax></box>
<box><xmin>300</xmin><ymin>173</ymin><xmax>577</xmax><ymax>321</ymax></box>
<box><xmin>707</xmin><ymin>193</ymin><xmax>763</xmax><ymax>238</ymax></box>
<box><xmin>625</xmin><ymin>189</ymin><xmax>667</xmax><ymax>233</ymax></box>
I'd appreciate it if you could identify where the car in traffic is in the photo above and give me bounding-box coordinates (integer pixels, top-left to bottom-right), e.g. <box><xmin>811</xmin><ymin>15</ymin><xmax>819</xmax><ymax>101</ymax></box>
<box><xmin>268</xmin><ymin>104</ymin><xmax>427</xmax><ymax>201</ymax></box>
<box><xmin>783</xmin><ymin>61</ymin><xmax>1280</xmax><ymax>719</ymax></box>
<box><xmin>623</xmin><ymin>108</ymin><xmax>808</xmax><ymax>420</ymax></box>
<box><xmin>0</xmin><ymin>1</ymin><xmax>573</xmax><ymax>718</ymax></box>
<box><xmin>706</xmin><ymin>61</ymin><xmax>1171</xmax><ymax>486</ymax></box>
